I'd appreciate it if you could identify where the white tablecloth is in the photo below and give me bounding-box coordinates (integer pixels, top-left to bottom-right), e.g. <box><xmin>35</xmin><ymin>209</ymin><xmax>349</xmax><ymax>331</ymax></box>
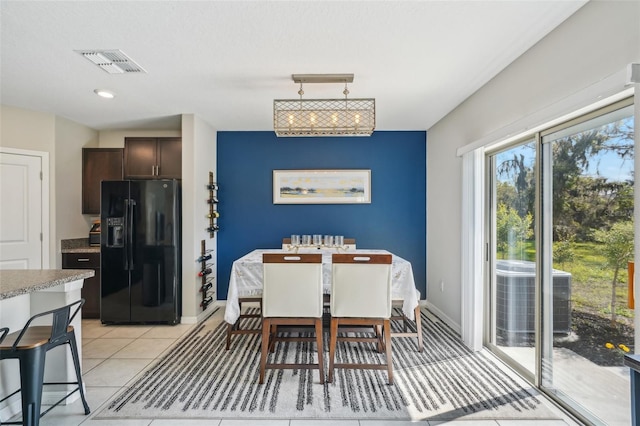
<box><xmin>224</xmin><ymin>248</ymin><xmax>420</xmax><ymax>324</ymax></box>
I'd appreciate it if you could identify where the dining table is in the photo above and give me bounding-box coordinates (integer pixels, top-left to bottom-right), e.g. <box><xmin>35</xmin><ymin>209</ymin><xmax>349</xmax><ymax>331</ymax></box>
<box><xmin>224</xmin><ymin>248</ymin><xmax>420</xmax><ymax>325</ymax></box>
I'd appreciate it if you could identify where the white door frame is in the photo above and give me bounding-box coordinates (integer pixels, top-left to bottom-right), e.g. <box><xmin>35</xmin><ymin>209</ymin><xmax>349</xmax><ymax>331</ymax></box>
<box><xmin>0</xmin><ymin>146</ymin><xmax>50</xmax><ymax>268</ymax></box>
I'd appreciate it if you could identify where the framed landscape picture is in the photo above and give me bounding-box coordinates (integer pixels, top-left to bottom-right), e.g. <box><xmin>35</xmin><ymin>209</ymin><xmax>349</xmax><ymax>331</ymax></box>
<box><xmin>273</xmin><ymin>169</ymin><xmax>371</xmax><ymax>204</ymax></box>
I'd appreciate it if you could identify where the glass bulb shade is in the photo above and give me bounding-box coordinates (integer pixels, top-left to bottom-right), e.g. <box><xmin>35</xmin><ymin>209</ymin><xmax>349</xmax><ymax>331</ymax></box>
<box><xmin>274</xmin><ymin>98</ymin><xmax>375</xmax><ymax>136</ymax></box>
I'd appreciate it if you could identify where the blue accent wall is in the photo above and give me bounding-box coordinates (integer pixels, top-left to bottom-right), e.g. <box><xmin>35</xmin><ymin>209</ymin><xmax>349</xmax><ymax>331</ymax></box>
<box><xmin>217</xmin><ymin>131</ymin><xmax>426</xmax><ymax>299</ymax></box>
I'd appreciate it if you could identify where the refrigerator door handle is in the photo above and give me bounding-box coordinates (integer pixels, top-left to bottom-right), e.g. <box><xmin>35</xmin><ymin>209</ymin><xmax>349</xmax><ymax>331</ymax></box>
<box><xmin>123</xmin><ymin>199</ymin><xmax>130</xmax><ymax>270</ymax></box>
<box><xmin>128</xmin><ymin>199</ymin><xmax>136</xmax><ymax>270</ymax></box>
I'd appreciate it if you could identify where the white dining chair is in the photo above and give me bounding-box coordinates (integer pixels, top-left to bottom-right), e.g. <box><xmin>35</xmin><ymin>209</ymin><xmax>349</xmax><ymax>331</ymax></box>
<box><xmin>259</xmin><ymin>253</ymin><xmax>324</xmax><ymax>384</ymax></box>
<box><xmin>225</xmin><ymin>296</ymin><xmax>262</xmax><ymax>350</ymax></box>
<box><xmin>391</xmin><ymin>291</ymin><xmax>423</xmax><ymax>352</ymax></box>
<box><xmin>328</xmin><ymin>253</ymin><xmax>394</xmax><ymax>385</ymax></box>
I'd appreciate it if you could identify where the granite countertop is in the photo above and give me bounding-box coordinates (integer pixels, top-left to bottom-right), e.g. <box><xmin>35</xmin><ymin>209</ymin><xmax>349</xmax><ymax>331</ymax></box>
<box><xmin>0</xmin><ymin>269</ymin><xmax>95</xmax><ymax>300</ymax></box>
<box><xmin>61</xmin><ymin>237</ymin><xmax>100</xmax><ymax>253</ymax></box>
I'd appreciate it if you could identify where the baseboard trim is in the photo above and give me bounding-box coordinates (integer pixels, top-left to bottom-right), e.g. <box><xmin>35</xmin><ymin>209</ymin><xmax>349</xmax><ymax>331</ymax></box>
<box><xmin>181</xmin><ymin>301</ymin><xmax>225</xmax><ymax>324</ymax></box>
<box><xmin>424</xmin><ymin>300</ymin><xmax>461</xmax><ymax>335</ymax></box>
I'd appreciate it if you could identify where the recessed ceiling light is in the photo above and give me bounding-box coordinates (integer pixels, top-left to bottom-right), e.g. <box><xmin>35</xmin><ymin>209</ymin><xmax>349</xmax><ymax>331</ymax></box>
<box><xmin>94</xmin><ymin>89</ymin><xmax>115</xmax><ymax>99</ymax></box>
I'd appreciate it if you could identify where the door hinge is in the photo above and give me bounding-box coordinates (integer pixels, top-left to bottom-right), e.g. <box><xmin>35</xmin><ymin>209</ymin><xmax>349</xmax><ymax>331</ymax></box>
<box><xmin>40</xmin><ymin>232</ymin><xmax>43</xmax><ymax>241</ymax></box>
<box><xmin>40</xmin><ymin>171</ymin><xmax>43</xmax><ymax>180</ymax></box>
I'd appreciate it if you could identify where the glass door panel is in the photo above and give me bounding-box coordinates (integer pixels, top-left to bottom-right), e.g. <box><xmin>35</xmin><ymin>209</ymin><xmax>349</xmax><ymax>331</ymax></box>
<box><xmin>541</xmin><ymin>103</ymin><xmax>634</xmax><ymax>425</ymax></box>
<box><xmin>488</xmin><ymin>139</ymin><xmax>537</xmax><ymax>377</ymax></box>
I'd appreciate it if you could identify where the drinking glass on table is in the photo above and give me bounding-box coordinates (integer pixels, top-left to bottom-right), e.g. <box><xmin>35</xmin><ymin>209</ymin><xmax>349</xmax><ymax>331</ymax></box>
<box><xmin>291</xmin><ymin>234</ymin><xmax>301</xmax><ymax>247</ymax></box>
<box><xmin>324</xmin><ymin>235</ymin><xmax>334</xmax><ymax>247</ymax></box>
<box><xmin>302</xmin><ymin>235</ymin><xmax>312</xmax><ymax>246</ymax></box>
<box><xmin>313</xmin><ymin>234</ymin><xmax>322</xmax><ymax>246</ymax></box>
<box><xmin>335</xmin><ymin>235</ymin><xmax>344</xmax><ymax>247</ymax></box>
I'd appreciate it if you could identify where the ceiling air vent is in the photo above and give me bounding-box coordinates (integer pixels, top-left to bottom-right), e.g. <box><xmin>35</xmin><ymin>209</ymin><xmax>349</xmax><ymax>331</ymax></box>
<box><xmin>75</xmin><ymin>49</ymin><xmax>146</xmax><ymax>74</ymax></box>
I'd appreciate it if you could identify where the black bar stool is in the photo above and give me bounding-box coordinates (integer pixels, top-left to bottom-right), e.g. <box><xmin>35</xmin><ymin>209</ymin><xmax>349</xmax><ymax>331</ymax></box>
<box><xmin>0</xmin><ymin>299</ymin><xmax>90</xmax><ymax>426</ymax></box>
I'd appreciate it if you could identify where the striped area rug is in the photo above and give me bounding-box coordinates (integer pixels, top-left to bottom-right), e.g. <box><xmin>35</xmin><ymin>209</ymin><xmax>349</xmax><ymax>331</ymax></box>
<box><xmin>98</xmin><ymin>308</ymin><xmax>557</xmax><ymax>421</ymax></box>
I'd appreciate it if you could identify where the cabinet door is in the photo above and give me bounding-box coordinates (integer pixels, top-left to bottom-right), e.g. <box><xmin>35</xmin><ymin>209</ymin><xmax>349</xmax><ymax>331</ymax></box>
<box><xmin>82</xmin><ymin>148</ymin><xmax>123</xmax><ymax>214</ymax></box>
<box><xmin>124</xmin><ymin>138</ymin><xmax>157</xmax><ymax>178</ymax></box>
<box><xmin>80</xmin><ymin>273</ymin><xmax>101</xmax><ymax>318</ymax></box>
<box><xmin>157</xmin><ymin>138</ymin><xmax>182</xmax><ymax>178</ymax></box>
<box><xmin>62</xmin><ymin>252</ymin><xmax>100</xmax><ymax>318</ymax></box>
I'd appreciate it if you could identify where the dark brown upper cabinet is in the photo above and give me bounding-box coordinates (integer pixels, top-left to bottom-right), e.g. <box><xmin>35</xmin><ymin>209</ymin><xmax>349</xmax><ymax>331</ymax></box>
<box><xmin>82</xmin><ymin>148</ymin><xmax>124</xmax><ymax>214</ymax></box>
<box><xmin>124</xmin><ymin>137</ymin><xmax>182</xmax><ymax>179</ymax></box>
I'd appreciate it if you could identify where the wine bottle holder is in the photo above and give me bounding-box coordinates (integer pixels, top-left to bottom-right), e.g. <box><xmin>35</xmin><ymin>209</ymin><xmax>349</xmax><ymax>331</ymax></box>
<box><xmin>199</xmin><ymin>239</ymin><xmax>214</xmax><ymax>311</ymax></box>
<box><xmin>207</xmin><ymin>171</ymin><xmax>219</xmax><ymax>238</ymax></box>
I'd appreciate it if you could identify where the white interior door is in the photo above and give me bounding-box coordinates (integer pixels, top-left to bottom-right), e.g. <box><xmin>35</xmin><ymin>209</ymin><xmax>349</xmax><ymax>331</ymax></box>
<box><xmin>0</xmin><ymin>152</ymin><xmax>43</xmax><ymax>269</ymax></box>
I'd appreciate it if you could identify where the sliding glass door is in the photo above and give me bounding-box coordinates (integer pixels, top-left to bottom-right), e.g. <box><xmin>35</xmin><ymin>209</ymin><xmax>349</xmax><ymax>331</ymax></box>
<box><xmin>486</xmin><ymin>98</ymin><xmax>635</xmax><ymax>425</ymax></box>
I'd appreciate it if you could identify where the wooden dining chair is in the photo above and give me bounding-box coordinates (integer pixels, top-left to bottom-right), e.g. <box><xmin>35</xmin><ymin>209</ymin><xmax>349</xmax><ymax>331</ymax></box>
<box><xmin>259</xmin><ymin>253</ymin><xmax>324</xmax><ymax>384</ymax></box>
<box><xmin>328</xmin><ymin>253</ymin><xmax>394</xmax><ymax>385</ymax></box>
<box><xmin>225</xmin><ymin>297</ymin><xmax>262</xmax><ymax>350</ymax></box>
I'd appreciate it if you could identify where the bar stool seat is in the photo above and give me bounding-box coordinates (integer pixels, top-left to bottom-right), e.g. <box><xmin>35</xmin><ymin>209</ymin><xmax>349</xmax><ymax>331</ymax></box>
<box><xmin>0</xmin><ymin>299</ymin><xmax>90</xmax><ymax>426</ymax></box>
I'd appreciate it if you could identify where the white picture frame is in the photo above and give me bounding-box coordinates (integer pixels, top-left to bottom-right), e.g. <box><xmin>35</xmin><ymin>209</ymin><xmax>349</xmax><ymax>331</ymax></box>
<box><xmin>273</xmin><ymin>169</ymin><xmax>371</xmax><ymax>204</ymax></box>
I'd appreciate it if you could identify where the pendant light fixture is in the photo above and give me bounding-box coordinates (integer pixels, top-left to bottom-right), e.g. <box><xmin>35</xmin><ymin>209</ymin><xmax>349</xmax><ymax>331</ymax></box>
<box><xmin>273</xmin><ymin>74</ymin><xmax>375</xmax><ymax>137</ymax></box>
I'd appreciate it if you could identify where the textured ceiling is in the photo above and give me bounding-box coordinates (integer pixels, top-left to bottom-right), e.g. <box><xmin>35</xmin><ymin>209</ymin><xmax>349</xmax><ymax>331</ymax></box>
<box><xmin>0</xmin><ymin>1</ymin><xmax>586</xmax><ymax>131</ymax></box>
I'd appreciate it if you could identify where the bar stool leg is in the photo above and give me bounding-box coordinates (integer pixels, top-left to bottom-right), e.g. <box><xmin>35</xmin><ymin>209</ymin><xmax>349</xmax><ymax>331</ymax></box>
<box><xmin>68</xmin><ymin>332</ymin><xmax>90</xmax><ymax>414</ymax></box>
<box><xmin>19</xmin><ymin>347</ymin><xmax>46</xmax><ymax>426</ymax></box>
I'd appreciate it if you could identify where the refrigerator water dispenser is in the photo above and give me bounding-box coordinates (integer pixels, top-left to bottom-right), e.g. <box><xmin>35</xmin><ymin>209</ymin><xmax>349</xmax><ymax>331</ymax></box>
<box><xmin>106</xmin><ymin>217</ymin><xmax>124</xmax><ymax>248</ymax></box>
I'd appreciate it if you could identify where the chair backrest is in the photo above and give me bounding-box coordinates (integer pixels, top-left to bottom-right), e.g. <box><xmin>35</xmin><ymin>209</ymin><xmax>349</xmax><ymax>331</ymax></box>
<box><xmin>262</xmin><ymin>253</ymin><xmax>323</xmax><ymax>318</ymax></box>
<box><xmin>9</xmin><ymin>299</ymin><xmax>84</xmax><ymax>350</ymax></box>
<box><xmin>282</xmin><ymin>237</ymin><xmax>356</xmax><ymax>250</ymax></box>
<box><xmin>331</xmin><ymin>254</ymin><xmax>392</xmax><ymax>318</ymax></box>
<box><xmin>0</xmin><ymin>327</ymin><xmax>8</xmax><ymax>344</ymax></box>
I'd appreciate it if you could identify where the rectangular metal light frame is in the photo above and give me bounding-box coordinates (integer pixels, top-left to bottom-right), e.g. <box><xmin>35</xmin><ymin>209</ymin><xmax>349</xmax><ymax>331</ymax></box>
<box><xmin>274</xmin><ymin>98</ymin><xmax>375</xmax><ymax>137</ymax></box>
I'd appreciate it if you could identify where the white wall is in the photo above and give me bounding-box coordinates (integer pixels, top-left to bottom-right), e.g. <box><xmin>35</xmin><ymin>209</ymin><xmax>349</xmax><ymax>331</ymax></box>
<box><xmin>1</xmin><ymin>105</ymin><xmax>56</xmax><ymax>152</ymax></box>
<box><xmin>180</xmin><ymin>114</ymin><xmax>217</xmax><ymax>322</ymax></box>
<box><xmin>426</xmin><ymin>1</ymin><xmax>640</xmax><ymax>331</ymax></box>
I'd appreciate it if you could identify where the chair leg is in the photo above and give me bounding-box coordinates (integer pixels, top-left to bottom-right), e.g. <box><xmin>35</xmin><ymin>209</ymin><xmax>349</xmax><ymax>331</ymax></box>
<box><xmin>259</xmin><ymin>318</ymin><xmax>271</xmax><ymax>384</ymax></box>
<box><xmin>19</xmin><ymin>347</ymin><xmax>46</xmax><ymax>426</ymax></box>
<box><xmin>374</xmin><ymin>324</ymin><xmax>384</xmax><ymax>353</ymax></box>
<box><xmin>225</xmin><ymin>323</ymin><xmax>233</xmax><ymax>350</ymax></box>
<box><xmin>269</xmin><ymin>324</ymin><xmax>277</xmax><ymax>353</ymax></box>
<box><xmin>383</xmin><ymin>319</ymin><xmax>393</xmax><ymax>385</ymax></box>
<box><xmin>314</xmin><ymin>318</ymin><xmax>324</xmax><ymax>384</ymax></box>
<box><xmin>328</xmin><ymin>317</ymin><xmax>338</xmax><ymax>383</ymax></box>
<box><xmin>68</xmin><ymin>332</ymin><xmax>90</xmax><ymax>414</ymax></box>
<box><xmin>414</xmin><ymin>305</ymin><xmax>423</xmax><ymax>352</ymax></box>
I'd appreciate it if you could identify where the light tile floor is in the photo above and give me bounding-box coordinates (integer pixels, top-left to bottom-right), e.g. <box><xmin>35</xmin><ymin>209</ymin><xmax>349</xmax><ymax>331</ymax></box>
<box><xmin>7</xmin><ymin>306</ymin><xmax>583</xmax><ymax>426</ymax></box>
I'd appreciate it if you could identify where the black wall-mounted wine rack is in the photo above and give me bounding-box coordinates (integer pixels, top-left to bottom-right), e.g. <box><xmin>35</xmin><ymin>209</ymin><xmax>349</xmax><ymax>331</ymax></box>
<box><xmin>207</xmin><ymin>171</ymin><xmax>219</xmax><ymax>238</ymax></box>
<box><xmin>199</xmin><ymin>239</ymin><xmax>214</xmax><ymax>311</ymax></box>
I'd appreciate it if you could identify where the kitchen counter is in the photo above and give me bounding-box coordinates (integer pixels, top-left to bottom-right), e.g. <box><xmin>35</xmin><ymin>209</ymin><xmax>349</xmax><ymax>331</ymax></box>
<box><xmin>61</xmin><ymin>237</ymin><xmax>100</xmax><ymax>253</ymax></box>
<box><xmin>0</xmin><ymin>268</ymin><xmax>92</xmax><ymax>407</ymax></box>
<box><xmin>0</xmin><ymin>269</ymin><xmax>94</xmax><ymax>300</ymax></box>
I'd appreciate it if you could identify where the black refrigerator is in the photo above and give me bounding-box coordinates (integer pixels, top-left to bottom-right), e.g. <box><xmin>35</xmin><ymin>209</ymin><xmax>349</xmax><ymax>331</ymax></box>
<box><xmin>100</xmin><ymin>179</ymin><xmax>181</xmax><ymax>325</ymax></box>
